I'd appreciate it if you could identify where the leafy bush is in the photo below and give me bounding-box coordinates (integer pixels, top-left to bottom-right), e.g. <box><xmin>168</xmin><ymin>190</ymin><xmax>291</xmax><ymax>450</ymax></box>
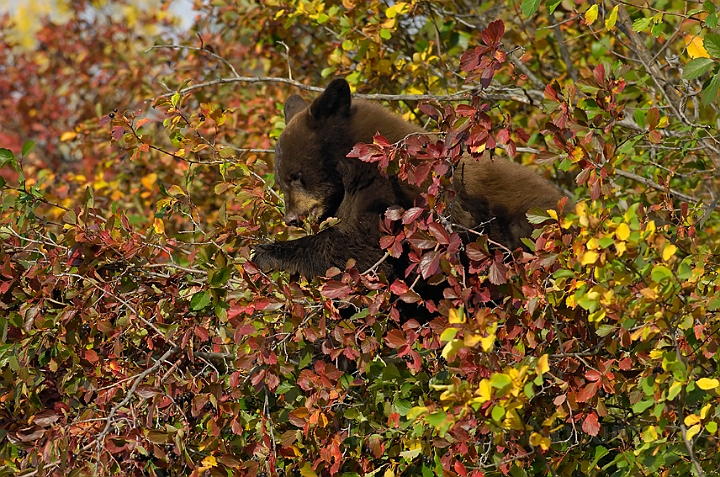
<box><xmin>1</xmin><ymin>1</ymin><xmax>720</xmax><ymax>476</ymax></box>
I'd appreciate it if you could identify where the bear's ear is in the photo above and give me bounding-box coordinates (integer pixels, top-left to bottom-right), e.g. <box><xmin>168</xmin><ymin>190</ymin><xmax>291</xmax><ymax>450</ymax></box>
<box><xmin>309</xmin><ymin>78</ymin><xmax>352</xmax><ymax>122</ymax></box>
<box><xmin>284</xmin><ymin>95</ymin><xmax>307</xmax><ymax>123</ymax></box>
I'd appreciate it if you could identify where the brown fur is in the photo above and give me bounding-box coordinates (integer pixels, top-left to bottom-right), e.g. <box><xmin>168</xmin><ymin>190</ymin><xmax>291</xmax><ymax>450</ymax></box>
<box><xmin>253</xmin><ymin>79</ymin><xmax>564</xmax><ymax>277</ymax></box>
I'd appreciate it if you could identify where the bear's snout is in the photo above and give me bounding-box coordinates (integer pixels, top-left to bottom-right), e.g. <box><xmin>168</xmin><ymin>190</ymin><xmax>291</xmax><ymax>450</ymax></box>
<box><xmin>284</xmin><ymin>212</ymin><xmax>302</xmax><ymax>227</ymax></box>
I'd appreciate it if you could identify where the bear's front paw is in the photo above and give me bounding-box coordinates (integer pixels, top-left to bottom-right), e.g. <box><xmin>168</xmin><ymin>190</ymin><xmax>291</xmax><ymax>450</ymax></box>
<box><xmin>251</xmin><ymin>244</ymin><xmax>279</xmax><ymax>272</ymax></box>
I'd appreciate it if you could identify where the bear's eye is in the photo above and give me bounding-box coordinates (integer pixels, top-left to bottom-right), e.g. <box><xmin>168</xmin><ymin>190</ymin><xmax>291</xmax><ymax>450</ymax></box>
<box><xmin>290</xmin><ymin>172</ymin><xmax>302</xmax><ymax>182</ymax></box>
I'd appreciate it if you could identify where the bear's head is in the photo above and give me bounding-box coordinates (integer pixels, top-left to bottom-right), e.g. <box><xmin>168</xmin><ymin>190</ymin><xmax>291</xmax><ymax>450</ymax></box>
<box><xmin>274</xmin><ymin>79</ymin><xmax>356</xmax><ymax>227</ymax></box>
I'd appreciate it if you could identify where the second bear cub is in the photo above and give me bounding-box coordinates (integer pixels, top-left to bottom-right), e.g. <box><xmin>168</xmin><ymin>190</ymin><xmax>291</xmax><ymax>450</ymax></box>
<box><xmin>253</xmin><ymin>79</ymin><xmax>563</xmax><ymax>277</ymax></box>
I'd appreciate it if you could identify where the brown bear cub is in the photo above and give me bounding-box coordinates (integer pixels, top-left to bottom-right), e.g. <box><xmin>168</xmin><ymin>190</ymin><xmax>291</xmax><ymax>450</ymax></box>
<box><xmin>252</xmin><ymin>78</ymin><xmax>564</xmax><ymax>278</ymax></box>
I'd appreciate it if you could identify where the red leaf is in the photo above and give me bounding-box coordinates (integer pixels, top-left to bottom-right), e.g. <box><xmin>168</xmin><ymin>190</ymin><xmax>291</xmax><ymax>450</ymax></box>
<box><xmin>84</xmin><ymin>349</ymin><xmax>99</xmax><ymax>363</ymax></box>
<box><xmin>400</xmin><ymin>290</ymin><xmax>422</xmax><ymax>303</ymax></box>
<box><xmin>111</xmin><ymin>126</ymin><xmax>125</xmax><ymax>141</ymax></box>
<box><xmin>585</xmin><ymin>370</ymin><xmax>602</xmax><ymax>382</ymax></box>
<box><xmin>582</xmin><ymin>412</ymin><xmax>601</xmax><ymax>436</ymax></box>
<box><xmin>460</xmin><ymin>49</ymin><xmax>480</xmax><ymax>72</ymax></box>
<box><xmin>402</xmin><ymin>207</ymin><xmax>424</xmax><ymax>224</ymax></box>
<box><xmin>374</xmin><ymin>133</ymin><xmax>391</xmax><ymax>147</ymax></box>
<box><xmin>593</xmin><ymin>63</ymin><xmax>605</xmax><ymax>86</ymax></box>
<box><xmin>496</xmin><ymin>128</ymin><xmax>510</xmax><ymax>144</ymax></box>
<box><xmin>321</xmin><ymin>280</ymin><xmax>352</xmax><ymax>299</ymax></box>
<box><xmin>544</xmin><ymin>83</ymin><xmax>560</xmax><ymax>102</ymax></box>
<box><xmin>419</xmin><ymin>250</ymin><xmax>440</xmax><ymax>279</ymax></box>
<box><xmin>482</xmin><ymin>20</ymin><xmax>504</xmax><ymax>46</ymax></box>
<box><xmin>455</xmin><ymin>104</ymin><xmax>477</xmax><ymax>117</ymax></box>
<box><xmin>506</xmin><ymin>139</ymin><xmax>517</xmax><ymax>157</ymax></box>
<box><xmin>369</xmin><ymin>434</ymin><xmax>384</xmax><ymax>458</ymax></box>
<box><xmin>390</xmin><ymin>279</ymin><xmax>409</xmax><ymax>296</ymax></box>
<box><xmin>577</xmin><ymin>381</ymin><xmax>599</xmax><ymax>403</ymax></box>
<box><xmin>418</xmin><ymin>103</ymin><xmax>439</xmax><ymax>120</ymax></box>
<box><xmin>379</xmin><ymin>235</ymin><xmax>396</xmax><ymax>250</ymax></box>
<box><xmin>385</xmin><ymin>329</ymin><xmax>407</xmax><ymax>348</ymax></box>
<box><xmin>427</xmin><ymin>222</ymin><xmax>450</xmax><ymax>245</ymax></box>
<box><xmin>454</xmin><ymin>460</ymin><xmax>469</xmax><ymax>477</ymax></box>
<box><xmin>466</xmin><ymin>242</ymin><xmax>490</xmax><ymax>261</ymax></box>
<box><xmin>488</xmin><ymin>260</ymin><xmax>507</xmax><ymax>285</ymax></box>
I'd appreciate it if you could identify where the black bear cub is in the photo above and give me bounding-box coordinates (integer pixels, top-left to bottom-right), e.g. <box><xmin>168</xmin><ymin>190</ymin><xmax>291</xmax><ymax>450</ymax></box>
<box><xmin>252</xmin><ymin>79</ymin><xmax>564</xmax><ymax>278</ymax></box>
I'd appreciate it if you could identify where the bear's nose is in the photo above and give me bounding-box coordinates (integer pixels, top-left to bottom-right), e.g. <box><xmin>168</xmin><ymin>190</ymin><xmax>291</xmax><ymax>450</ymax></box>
<box><xmin>284</xmin><ymin>212</ymin><xmax>302</xmax><ymax>227</ymax></box>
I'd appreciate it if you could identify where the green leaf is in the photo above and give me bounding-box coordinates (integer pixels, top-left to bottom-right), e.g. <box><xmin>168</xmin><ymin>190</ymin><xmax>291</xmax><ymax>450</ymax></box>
<box><xmin>704</xmin><ymin>33</ymin><xmax>720</xmax><ymax>58</ymax></box>
<box><xmin>276</xmin><ymin>382</ymin><xmax>294</xmax><ymax>394</ymax></box>
<box><xmin>490</xmin><ymin>373</ymin><xmax>512</xmax><ymax>389</ymax></box>
<box><xmin>521</xmin><ymin>0</ymin><xmax>541</xmax><ymax>17</ymax></box>
<box><xmin>426</xmin><ymin>410</ymin><xmax>447</xmax><ymax>427</ymax></box>
<box><xmin>526</xmin><ymin>207</ymin><xmax>552</xmax><ymax>224</ymax></box>
<box><xmin>394</xmin><ymin>399</ymin><xmax>412</xmax><ymax>416</ymax></box>
<box><xmin>631</xmin><ymin>399</ymin><xmax>654</xmax><ymax>414</ymax></box>
<box><xmin>632</xmin><ymin>17</ymin><xmax>653</xmax><ymax>32</ymax></box>
<box><xmin>208</xmin><ymin>267</ymin><xmax>232</xmax><ymax>288</ymax></box>
<box><xmin>547</xmin><ymin>0</ymin><xmax>562</xmax><ymax>14</ymax></box>
<box><xmin>701</xmin><ymin>71</ymin><xmax>720</xmax><ymax>105</ymax></box>
<box><xmin>0</xmin><ymin>148</ymin><xmax>15</xmax><ymax>167</ymax></box>
<box><xmin>682</xmin><ymin>58</ymin><xmax>714</xmax><ymax>80</ymax></box>
<box><xmin>708</xmin><ymin>12</ymin><xmax>719</xmax><ymax>28</ymax></box>
<box><xmin>190</xmin><ymin>291</ymin><xmax>212</xmax><ymax>311</ymax></box>
<box><xmin>650</xmin><ymin>265</ymin><xmax>673</xmax><ymax>283</ymax></box>
<box><xmin>705</xmin><ymin>0</ymin><xmax>717</xmax><ymax>14</ymax></box>
<box><xmin>171</xmin><ymin>92</ymin><xmax>181</xmax><ymax>108</ymax></box>
<box><xmin>491</xmin><ymin>404</ymin><xmax>505</xmax><ymax>421</ymax></box>
<box><xmin>21</xmin><ymin>140</ymin><xmax>36</xmax><ymax>157</ymax></box>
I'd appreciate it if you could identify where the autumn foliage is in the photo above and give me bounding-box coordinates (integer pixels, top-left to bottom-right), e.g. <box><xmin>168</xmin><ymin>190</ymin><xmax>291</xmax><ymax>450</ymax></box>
<box><xmin>2</xmin><ymin>1</ymin><xmax>720</xmax><ymax>476</ymax></box>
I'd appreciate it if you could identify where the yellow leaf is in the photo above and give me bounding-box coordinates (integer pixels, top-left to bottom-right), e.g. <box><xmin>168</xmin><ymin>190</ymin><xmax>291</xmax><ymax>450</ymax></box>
<box><xmin>663</xmin><ymin>244</ymin><xmax>677</xmax><ymax>261</ymax></box>
<box><xmin>640</xmin><ymin>287</ymin><xmax>657</xmax><ymax>300</ymax></box>
<box><xmin>701</xmin><ymin>403</ymin><xmax>713</xmax><ymax>420</ymax></box>
<box><xmin>153</xmin><ymin>218</ymin><xmax>165</xmax><ymax>235</ymax></box>
<box><xmin>571</xmin><ymin>146</ymin><xmax>585</xmax><ymax>162</ymax></box>
<box><xmin>684</xmin><ymin>414</ymin><xmax>701</xmax><ymax>426</ymax></box>
<box><xmin>537</xmin><ymin>354</ymin><xmax>550</xmax><ymax>375</ymax></box>
<box><xmin>449</xmin><ymin>307</ymin><xmax>465</xmax><ymax>324</ymax></box>
<box><xmin>441</xmin><ymin>339</ymin><xmax>464</xmax><ymax>361</ymax></box>
<box><xmin>384</xmin><ymin>467</ymin><xmax>395</xmax><ymax>477</ymax></box>
<box><xmin>201</xmin><ymin>455</ymin><xmax>217</xmax><ymax>468</ymax></box>
<box><xmin>475</xmin><ymin>379</ymin><xmax>492</xmax><ymax>403</ymax></box>
<box><xmin>386</xmin><ymin>2</ymin><xmax>408</xmax><ymax>18</ymax></box>
<box><xmin>581</xmin><ymin>250</ymin><xmax>599</xmax><ymax>265</ymax></box>
<box><xmin>407</xmin><ymin>406</ymin><xmax>428</xmax><ymax>420</ymax></box>
<box><xmin>60</xmin><ymin>131</ymin><xmax>77</xmax><ymax>142</ymax></box>
<box><xmin>167</xmin><ymin>185</ymin><xmax>186</xmax><ymax>197</ymax></box>
<box><xmin>529</xmin><ymin>432</ymin><xmax>551</xmax><ymax>450</ymax></box>
<box><xmin>464</xmin><ymin>333</ymin><xmax>483</xmax><ymax>347</ymax></box>
<box><xmin>642</xmin><ymin>425</ymin><xmax>658</xmax><ymax>442</ymax></box>
<box><xmin>686</xmin><ymin>423</ymin><xmax>702</xmax><ymax>441</ymax></box>
<box><xmin>141</xmin><ymin>173</ymin><xmax>158</xmax><ymax>190</ymax></box>
<box><xmin>697</xmin><ymin>378</ymin><xmax>720</xmax><ymax>390</ymax></box>
<box><xmin>547</xmin><ymin>209</ymin><xmax>558</xmax><ymax>220</ymax></box>
<box><xmin>585</xmin><ymin>4</ymin><xmax>599</xmax><ymax>25</ymax></box>
<box><xmin>605</xmin><ymin>5</ymin><xmax>619</xmax><ymax>30</ymax></box>
<box><xmin>481</xmin><ymin>323</ymin><xmax>497</xmax><ymax>352</ymax></box>
<box><xmin>687</xmin><ymin>36</ymin><xmax>710</xmax><ymax>59</ymax></box>
<box><xmin>615</xmin><ymin>223</ymin><xmax>630</xmax><ymax>241</ymax></box>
